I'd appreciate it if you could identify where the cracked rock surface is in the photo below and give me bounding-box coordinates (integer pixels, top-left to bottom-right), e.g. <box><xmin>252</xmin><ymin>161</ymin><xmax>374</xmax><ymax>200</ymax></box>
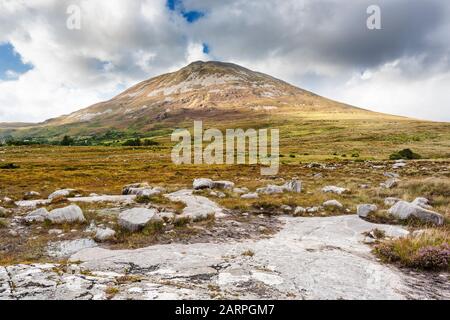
<box><xmin>1</xmin><ymin>215</ymin><xmax>448</xmax><ymax>300</ymax></box>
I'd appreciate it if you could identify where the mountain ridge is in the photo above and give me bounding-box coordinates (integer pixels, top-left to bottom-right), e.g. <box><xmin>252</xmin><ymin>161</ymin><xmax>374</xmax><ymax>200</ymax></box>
<box><xmin>0</xmin><ymin>61</ymin><xmax>433</xmax><ymax>142</ymax></box>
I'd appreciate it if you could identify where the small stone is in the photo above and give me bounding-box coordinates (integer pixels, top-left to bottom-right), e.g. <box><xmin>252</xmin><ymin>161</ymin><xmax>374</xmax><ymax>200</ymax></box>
<box><xmin>24</xmin><ymin>208</ymin><xmax>50</xmax><ymax>223</ymax></box>
<box><xmin>384</xmin><ymin>197</ymin><xmax>401</xmax><ymax>206</ymax></box>
<box><xmin>94</xmin><ymin>227</ymin><xmax>116</xmax><ymax>242</ymax></box>
<box><xmin>357</xmin><ymin>204</ymin><xmax>378</xmax><ymax>218</ymax></box>
<box><xmin>118</xmin><ymin>208</ymin><xmax>162</xmax><ymax>232</ymax></box>
<box><xmin>323</xmin><ymin>200</ymin><xmax>343</xmax><ymax>209</ymax></box>
<box><xmin>49</xmin><ymin>229</ymin><xmax>63</xmax><ymax>235</ymax></box>
<box><xmin>193</xmin><ymin>178</ymin><xmax>214</xmax><ymax>190</ymax></box>
<box><xmin>280</xmin><ymin>205</ymin><xmax>293</xmax><ymax>211</ymax></box>
<box><xmin>48</xmin><ymin>189</ymin><xmax>76</xmax><ymax>200</ymax></box>
<box><xmin>411</xmin><ymin>197</ymin><xmax>432</xmax><ymax>209</ymax></box>
<box><xmin>294</xmin><ymin>207</ymin><xmax>306</xmax><ymax>215</ymax></box>
<box><xmin>380</xmin><ymin>178</ymin><xmax>400</xmax><ymax>189</ymax></box>
<box><xmin>241</xmin><ymin>193</ymin><xmax>259</xmax><ymax>199</ymax></box>
<box><xmin>322</xmin><ymin>186</ymin><xmax>348</xmax><ymax>195</ymax></box>
<box><xmin>48</xmin><ymin>205</ymin><xmax>85</xmax><ymax>224</ymax></box>
<box><xmin>213</xmin><ymin>180</ymin><xmax>235</xmax><ymax>190</ymax></box>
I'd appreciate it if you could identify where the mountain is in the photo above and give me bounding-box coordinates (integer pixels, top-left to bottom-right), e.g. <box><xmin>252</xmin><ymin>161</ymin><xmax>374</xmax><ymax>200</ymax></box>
<box><xmin>1</xmin><ymin>61</ymin><xmax>380</xmax><ymax>139</ymax></box>
<box><xmin>1</xmin><ymin>61</ymin><xmax>450</xmax><ymax>159</ymax></box>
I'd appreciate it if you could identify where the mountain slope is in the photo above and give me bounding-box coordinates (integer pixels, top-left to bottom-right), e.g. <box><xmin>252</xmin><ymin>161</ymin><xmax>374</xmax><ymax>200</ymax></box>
<box><xmin>2</xmin><ymin>61</ymin><xmax>449</xmax><ymax>158</ymax></box>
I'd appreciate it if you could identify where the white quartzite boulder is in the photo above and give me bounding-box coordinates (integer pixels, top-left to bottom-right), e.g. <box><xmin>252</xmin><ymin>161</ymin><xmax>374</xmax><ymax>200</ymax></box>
<box><xmin>357</xmin><ymin>204</ymin><xmax>378</xmax><ymax>218</ymax></box>
<box><xmin>118</xmin><ymin>208</ymin><xmax>162</xmax><ymax>232</ymax></box>
<box><xmin>48</xmin><ymin>205</ymin><xmax>85</xmax><ymax>224</ymax></box>
<box><xmin>25</xmin><ymin>208</ymin><xmax>50</xmax><ymax>223</ymax></box>
<box><xmin>94</xmin><ymin>228</ymin><xmax>116</xmax><ymax>242</ymax></box>
<box><xmin>388</xmin><ymin>201</ymin><xmax>444</xmax><ymax>226</ymax></box>
<box><xmin>48</xmin><ymin>189</ymin><xmax>76</xmax><ymax>200</ymax></box>
<box><xmin>193</xmin><ymin>178</ymin><xmax>215</xmax><ymax>190</ymax></box>
<box><xmin>323</xmin><ymin>200</ymin><xmax>343</xmax><ymax>209</ymax></box>
<box><xmin>321</xmin><ymin>186</ymin><xmax>348</xmax><ymax>195</ymax></box>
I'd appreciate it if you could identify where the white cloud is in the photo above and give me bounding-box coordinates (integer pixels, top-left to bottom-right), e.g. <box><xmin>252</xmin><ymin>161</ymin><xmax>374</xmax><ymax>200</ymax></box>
<box><xmin>0</xmin><ymin>0</ymin><xmax>449</xmax><ymax>122</ymax></box>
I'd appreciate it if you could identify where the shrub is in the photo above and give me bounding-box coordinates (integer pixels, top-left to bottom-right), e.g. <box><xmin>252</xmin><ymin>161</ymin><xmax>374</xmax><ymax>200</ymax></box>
<box><xmin>389</xmin><ymin>148</ymin><xmax>421</xmax><ymax>160</ymax></box>
<box><xmin>0</xmin><ymin>163</ymin><xmax>20</xmax><ymax>169</ymax></box>
<box><xmin>60</xmin><ymin>135</ymin><xmax>74</xmax><ymax>146</ymax></box>
<box><xmin>412</xmin><ymin>244</ymin><xmax>450</xmax><ymax>270</ymax></box>
<box><xmin>374</xmin><ymin>229</ymin><xmax>450</xmax><ymax>271</ymax></box>
<box><xmin>122</xmin><ymin>138</ymin><xmax>141</xmax><ymax>146</ymax></box>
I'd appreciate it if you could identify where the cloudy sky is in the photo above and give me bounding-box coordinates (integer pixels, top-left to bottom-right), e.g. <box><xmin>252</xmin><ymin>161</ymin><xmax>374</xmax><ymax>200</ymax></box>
<box><xmin>1</xmin><ymin>0</ymin><xmax>449</xmax><ymax>122</ymax></box>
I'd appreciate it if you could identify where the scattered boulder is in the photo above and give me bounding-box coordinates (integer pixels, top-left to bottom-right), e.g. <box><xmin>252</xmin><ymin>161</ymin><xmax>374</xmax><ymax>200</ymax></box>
<box><xmin>359</xmin><ymin>184</ymin><xmax>369</xmax><ymax>189</ymax></box>
<box><xmin>384</xmin><ymin>197</ymin><xmax>401</xmax><ymax>207</ymax></box>
<box><xmin>213</xmin><ymin>180</ymin><xmax>235</xmax><ymax>190</ymax></box>
<box><xmin>193</xmin><ymin>178</ymin><xmax>215</xmax><ymax>190</ymax></box>
<box><xmin>380</xmin><ymin>178</ymin><xmax>399</xmax><ymax>189</ymax></box>
<box><xmin>357</xmin><ymin>204</ymin><xmax>378</xmax><ymax>218</ymax></box>
<box><xmin>94</xmin><ymin>228</ymin><xmax>116</xmax><ymax>242</ymax></box>
<box><xmin>166</xmin><ymin>189</ymin><xmax>225</xmax><ymax>221</ymax></box>
<box><xmin>2</xmin><ymin>197</ymin><xmax>13</xmax><ymax>204</ymax></box>
<box><xmin>313</xmin><ymin>173</ymin><xmax>323</xmax><ymax>179</ymax></box>
<box><xmin>392</xmin><ymin>162</ymin><xmax>407</xmax><ymax>169</ymax></box>
<box><xmin>307</xmin><ymin>207</ymin><xmax>320</xmax><ymax>213</ymax></box>
<box><xmin>294</xmin><ymin>207</ymin><xmax>306</xmax><ymax>215</ymax></box>
<box><xmin>24</xmin><ymin>191</ymin><xmax>40</xmax><ymax>199</ymax></box>
<box><xmin>0</xmin><ymin>207</ymin><xmax>7</xmax><ymax>218</ymax></box>
<box><xmin>411</xmin><ymin>197</ymin><xmax>433</xmax><ymax>210</ymax></box>
<box><xmin>257</xmin><ymin>179</ymin><xmax>302</xmax><ymax>194</ymax></box>
<box><xmin>233</xmin><ymin>187</ymin><xmax>249</xmax><ymax>194</ymax></box>
<box><xmin>122</xmin><ymin>183</ymin><xmax>150</xmax><ymax>195</ymax></box>
<box><xmin>257</xmin><ymin>185</ymin><xmax>285</xmax><ymax>195</ymax></box>
<box><xmin>241</xmin><ymin>193</ymin><xmax>259</xmax><ymax>199</ymax></box>
<box><xmin>135</xmin><ymin>188</ymin><xmax>163</xmax><ymax>197</ymax></box>
<box><xmin>321</xmin><ymin>186</ymin><xmax>348</xmax><ymax>195</ymax></box>
<box><xmin>48</xmin><ymin>205</ymin><xmax>85</xmax><ymax>224</ymax></box>
<box><xmin>118</xmin><ymin>208</ymin><xmax>162</xmax><ymax>232</ymax></box>
<box><xmin>280</xmin><ymin>205</ymin><xmax>293</xmax><ymax>212</ymax></box>
<box><xmin>384</xmin><ymin>172</ymin><xmax>400</xmax><ymax>179</ymax></box>
<box><xmin>25</xmin><ymin>208</ymin><xmax>50</xmax><ymax>223</ymax></box>
<box><xmin>388</xmin><ymin>201</ymin><xmax>444</xmax><ymax>226</ymax></box>
<box><xmin>210</xmin><ymin>191</ymin><xmax>226</xmax><ymax>198</ymax></box>
<box><xmin>323</xmin><ymin>200</ymin><xmax>343</xmax><ymax>209</ymax></box>
<box><xmin>307</xmin><ymin>162</ymin><xmax>323</xmax><ymax>168</ymax></box>
<box><xmin>48</xmin><ymin>189</ymin><xmax>76</xmax><ymax>200</ymax></box>
<box><xmin>283</xmin><ymin>179</ymin><xmax>302</xmax><ymax>193</ymax></box>
<box><xmin>48</xmin><ymin>229</ymin><xmax>63</xmax><ymax>235</ymax></box>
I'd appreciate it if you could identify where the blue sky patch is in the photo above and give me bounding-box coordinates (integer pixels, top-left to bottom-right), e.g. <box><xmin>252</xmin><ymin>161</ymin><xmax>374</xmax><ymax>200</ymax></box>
<box><xmin>166</xmin><ymin>0</ymin><xmax>205</xmax><ymax>23</ymax></box>
<box><xmin>202</xmin><ymin>43</ymin><xmax>210</xmax><ymax>54</ymax></box>
<box><xmin>0</xmin><ymin>43</ymin><xmax>33</xmax><ymax>80</ymax></box>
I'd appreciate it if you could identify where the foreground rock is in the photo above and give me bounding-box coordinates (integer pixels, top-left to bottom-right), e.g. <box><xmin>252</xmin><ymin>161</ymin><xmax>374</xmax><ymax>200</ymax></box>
<box><xmin>48</xmin><ymin>205</ymin><xmax>86</xmax><ymax>224</ymax></box>
<box><xmin>2</xmin><ymin>215</ymin><xmax>448</xmax><ymax>300</ymax></box>
<box><xmin>48</xmin><ymin>239</ymin><xmax>97</xmax><ymax>258</ymax></box>
<box><xmin>61</xmin><ymin>215</ymin><xmax>445</xmax><ymax>300</ymax></box>
<box><xmin>388</xmin><ymin>201</ymin><xmax>444</xmax><ymax>226</ymax></box>
<box><xmin>118</xmin><ymin>208</ymin><xmax>162</xmax><ymax>232</ymax></box>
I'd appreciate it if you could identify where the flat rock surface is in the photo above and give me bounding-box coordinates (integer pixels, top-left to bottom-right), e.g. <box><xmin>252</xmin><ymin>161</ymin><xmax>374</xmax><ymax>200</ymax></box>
<box><xmin>1</xmin><ymin>215</ymin><xmax>448</xmax><ymax>300</ymax></box>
